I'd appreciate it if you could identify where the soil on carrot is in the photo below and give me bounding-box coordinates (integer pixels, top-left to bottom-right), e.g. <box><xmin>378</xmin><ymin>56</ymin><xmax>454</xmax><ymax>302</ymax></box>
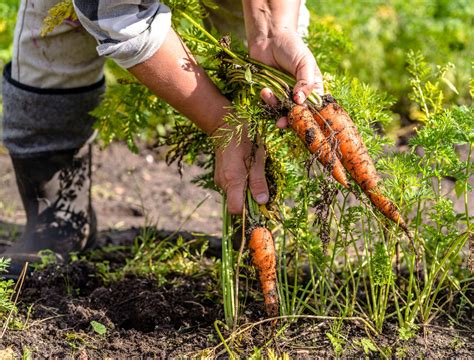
<box><xmin>0</xmin><ymin>142</ymin><xmax>473</xmax><ymax>358</ymax></box>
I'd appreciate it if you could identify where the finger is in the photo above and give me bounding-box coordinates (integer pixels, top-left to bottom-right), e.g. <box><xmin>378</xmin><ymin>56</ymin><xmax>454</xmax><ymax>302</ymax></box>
<box><xmin>293</xmin><ymin>55</ymin><xmax>318</xmax><ymax>104</ymax></box>
<box><xmin>260</xmin><ymin>88</ymin><xmax>279</xmax><ymax>106</ymax></box>
<box><xmin>276</xmin><ymin>116</ymin><xmax>288</xmax><ymax>128</ymax></box>
<box><xmin>225</xmin><ymin>177</ymin><xmax>247</xmax><ymax>215</ymax></box>
<box><xmin>313</xmin><ymin>64</ymin><xmax>324</xmax><ymax>97</ymax></box>
<box><xmin>249</xmin><ymin>143</ymin><xmax>269</xmax><ymax>205</ymax></box>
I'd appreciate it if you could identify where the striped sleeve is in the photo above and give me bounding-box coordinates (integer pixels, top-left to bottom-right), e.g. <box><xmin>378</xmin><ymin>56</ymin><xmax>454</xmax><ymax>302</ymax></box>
<box><xmin>72</xmin><ymin>0</ymin><xmax>172</xmax><ymax>68</ymax></box>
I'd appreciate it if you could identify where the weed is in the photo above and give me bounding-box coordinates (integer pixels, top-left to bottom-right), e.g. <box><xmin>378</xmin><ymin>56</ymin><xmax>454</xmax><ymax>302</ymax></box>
<box><xmin>90</xmin><ymin>320</ymin><xmax>107</xmax><ymax>336</ymax></box>
<box><xmin>0</xmin><ymin>258</ymin><xmax>15</xmax><ymax>318</ymax></box>
<box><xmin>398</xmin><ymin>323</ymin><xmax>419</xmax><ymax>341</ymax></box>
<box><xmin>449</xmin><ymin>335</ymin><xmax>465</xmax><ymax>350</ymax></box>
<box><xmin>64</xmin><ymin>332</ymin><xmax>88</xmax><ymax>351</ymax></box>
<box><xmin>326</xmin><ymin>332</ymin><xmax>345</xmax><ymax>358</ymax></box>
<box><xmin>31</xmin><ymin>250</ymin><xmax>58</xmax><ymax>272</ymax></box>
<box><xmin>353</xmin><ymin>337</ymin><xmax>378</xmax><ymax>358</ymax></box>
<box><xmin>395</xmin><ymin>346</ymin><xmax>409</xmax><ymax>358</ymax></box>
<box><xmin>21</xmin><ymin>347</ymin><xmax>32</xmax><ymax>360</ymax></box>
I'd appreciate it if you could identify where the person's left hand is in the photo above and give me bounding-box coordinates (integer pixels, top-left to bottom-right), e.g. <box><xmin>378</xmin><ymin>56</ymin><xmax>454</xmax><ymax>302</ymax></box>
<box><xmin>213</xmin><ymin>124</ymin><xmax>269</xmax><ymax>214</ymax></box>
<box><xmin>249</xmin><ymin>30</ymin><xmax>323</xmax><ymax>128</ymax></box>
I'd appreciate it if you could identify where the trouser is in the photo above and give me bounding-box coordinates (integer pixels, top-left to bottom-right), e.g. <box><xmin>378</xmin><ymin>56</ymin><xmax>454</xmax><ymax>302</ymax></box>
<box><xmin>2</xmin><ymin>0</ymin><xmax>309</xmax><ymax>156</ymax></box>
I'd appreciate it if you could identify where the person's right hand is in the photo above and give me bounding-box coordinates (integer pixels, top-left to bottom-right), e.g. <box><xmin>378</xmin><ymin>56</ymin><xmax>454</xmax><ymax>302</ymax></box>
<box><xmin>249</xmin><ymin>30</ymin><xmax>324</xmax><ymax>129</ymax></box>
<box><xmin>213</xmin><ymin>124</ymin><xmax>269</xmax><ymax>214</ymax></box>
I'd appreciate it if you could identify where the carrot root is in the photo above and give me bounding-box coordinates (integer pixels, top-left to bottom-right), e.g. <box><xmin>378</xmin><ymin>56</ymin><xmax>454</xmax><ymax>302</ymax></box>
<box><xmin>315</xmin><ymin>95</ymin><xmax>409</xmax><ymax>233</ymax></box>
<box><xmin>288</xmin><ymin>105</ymin><xmax>350</xmax><ymax>189</ymax></box>
<box><xmin>248</xmin><ymin>226</ymin><xmax>279</xmax><ymax>317</ymax></box>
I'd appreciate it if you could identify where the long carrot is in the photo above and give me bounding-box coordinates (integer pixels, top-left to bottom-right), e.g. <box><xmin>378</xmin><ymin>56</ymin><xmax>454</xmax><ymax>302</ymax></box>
<box><xmin>313</xmin><ymin>95</ymin><xmax>408</xmax><ymax>232</ymax></box>
<box><xmin>248</xmin><ymin>226</ymin><xmax>279</xmax><ymax>317</ymax></box>
<box><xmin>288</xmin><ymin>105</ymin><xmax>349</xmax><ymax>189</ymax></box>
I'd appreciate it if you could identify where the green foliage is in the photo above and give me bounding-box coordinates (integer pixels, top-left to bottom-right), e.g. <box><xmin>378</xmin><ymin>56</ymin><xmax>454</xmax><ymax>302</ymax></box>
<box><xmin>93</xmin><ymin>228</ymin><xmax>213</xmax><ymax>287</ymax></box>
<box><xmin>370</xmin><ymin>242</ymin><xmax>393</xmax><ymax>286</ymax></box>
<box><xmin>304</xmin><ymin>19</ymin><xmax>352</xmax><ymax>74</ymax></box>
<box><xmin>398</xmin><ymin>323</ymin><xmax>419</xmax><ymax>340</ymax></box>
<box><xmin>354</xmin><ymin>337</ymin><xmax>378</xmax><ymax>357</ymax></box>
<box><xmin>326</xmin><ymin>321</ymin><xmax>346</xmax><ymax>358</ymax></box>
<box><xmin>308</xmin><ymin>0</ymin><xmax>474</xmax><ymax>116</ymax></box>
<box><xmin>31</xmin><ymin>249</ymin><xmax>58</xmax><ymax>272</ymax></box>
<box><xmin>93</xmin><ymin>62</ymin><xmax>178</xmax><ymax>153</ymax></box>
<box><xmin>0</xmin><ymin>0</ymin><xmax>17</xmax><ymax>65</ymax></box>
<box><xmin>0</xmin><ymin>0</ymin><xmax>472</xmax><ymax>351</ymax></box>
<box><xmin>0</xmin><ymin>258</ymin><xmax>16</xmax><ymax>318</ymax></box>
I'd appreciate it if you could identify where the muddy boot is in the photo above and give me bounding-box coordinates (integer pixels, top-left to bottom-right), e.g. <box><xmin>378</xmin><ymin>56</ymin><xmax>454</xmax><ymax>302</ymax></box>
<box><xmin>1</xmin><ymin>61</ymin><xmax>105</xmax><ymax>279</ymax></box>
<box><xmin>3</xmin><ymin>144</ymin><xmax>97</xmax><ymax>278</ymax></box>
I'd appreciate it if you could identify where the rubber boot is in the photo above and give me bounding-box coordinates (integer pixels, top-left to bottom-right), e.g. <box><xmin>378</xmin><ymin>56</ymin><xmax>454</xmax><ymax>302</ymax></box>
<box><xmin>1</xmin><ymin>60</ymin><xmax>105</xmax><ymax>279</ymax></box>
<box><xmin>3</xmin><ymin>144</ymin><xmax>96</xmax><ymax>278</ymax></box>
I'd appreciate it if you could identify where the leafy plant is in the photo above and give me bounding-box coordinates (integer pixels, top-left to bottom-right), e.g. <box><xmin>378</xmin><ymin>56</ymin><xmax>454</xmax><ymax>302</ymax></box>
<box><xmin>0</xmin><ymin>0</ymin><xmax>17</xmax><ymax>65</ymax></box>
<box><xmin>0</xmin><ymin>258</ymin><xmax>15</xmax><ymax>319</ymax></box>
<box><xmin>90</xmin><ymin>320</ymin><xmax>107</xmax><ymax>336</ymax></box>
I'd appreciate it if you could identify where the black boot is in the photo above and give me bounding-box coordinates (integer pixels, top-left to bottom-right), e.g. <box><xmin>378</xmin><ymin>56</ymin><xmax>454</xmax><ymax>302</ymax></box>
<box><xmin>1</xmin><ymin>62</ymin><xmax>105</xmax><ymax>279</ymax></box>
<box><xmin>3</xmin><ymin>144</ymin><xmax>97</xmax><ymax>278</ymax></box>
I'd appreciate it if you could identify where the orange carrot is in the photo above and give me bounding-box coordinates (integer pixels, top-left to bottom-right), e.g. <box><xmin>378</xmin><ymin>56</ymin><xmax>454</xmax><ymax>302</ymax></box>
<box><xmin>313</xmin><ymin>95</ymin><xmax>408</xmax><ymax>232</ymax></box>
<box><xmin>288</xmin><ymin>105</ymin><xmax>349</xmax><ymax>189</ymax></box>
<box><xmin>248</xmin><ymin>226</ymin><xmax>278</xmax><ymax>317</ymax></box>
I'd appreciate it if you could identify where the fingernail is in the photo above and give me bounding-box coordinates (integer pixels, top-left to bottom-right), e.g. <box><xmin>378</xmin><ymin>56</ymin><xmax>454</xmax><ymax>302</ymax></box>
<box><xmin>256</xmin><ymin>194</ymin><xmax>268</xmax><ymax>204</ymax></box>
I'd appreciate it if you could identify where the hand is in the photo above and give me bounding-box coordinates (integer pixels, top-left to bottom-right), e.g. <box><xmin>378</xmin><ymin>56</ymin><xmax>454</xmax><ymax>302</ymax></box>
<box><xmin>213</xmin><ymin>124</ymin><xmax>269</xmax><ymax>214</ymax></box>
<box><xmin>250</xmin><ymin>30</ymin><xmax>323</xmax><ymax>127</ymax></box>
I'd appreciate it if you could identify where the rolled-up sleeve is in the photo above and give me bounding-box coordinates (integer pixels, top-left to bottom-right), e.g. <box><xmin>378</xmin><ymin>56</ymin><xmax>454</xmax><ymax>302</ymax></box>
<box><xmin>73</xmin><ymin>0</ymin><xmax>172</xmax><ymax>68</ymax></box>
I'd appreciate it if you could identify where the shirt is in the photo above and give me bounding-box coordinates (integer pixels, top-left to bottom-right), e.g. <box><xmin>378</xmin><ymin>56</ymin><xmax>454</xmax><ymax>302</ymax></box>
<box><xmin>72</xmin><ymin>0</ymin><xmax>172</xmax><ymax>69</ymax></box>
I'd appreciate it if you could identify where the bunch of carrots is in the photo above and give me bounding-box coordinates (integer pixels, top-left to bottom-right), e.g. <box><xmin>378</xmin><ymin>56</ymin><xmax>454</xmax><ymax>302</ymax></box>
<box><xmin>178</xmin><ymin>11</ymin><xmax>410</xmax><ymax>318</ymax></box>
<box><xmin>248</xmin><ymin>94</ymin><xmax>411</xmax><ymax>317</ymax></box>
<box><xmin>288</xmin><ymin>95</ymin><xmax>409</xmax><ymax>234</ymax></box>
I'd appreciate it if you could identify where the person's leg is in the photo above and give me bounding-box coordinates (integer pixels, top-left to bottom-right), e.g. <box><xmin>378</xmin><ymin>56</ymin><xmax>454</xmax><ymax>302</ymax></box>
<box><xmin>2</xmin><ymin>0</ymin><xmax>105</xmax><ymax>277</ymax></box>
<box><xmin>202</xmin><ymin>0</ymin><xmax>310</xmax><ymax>42</ymax></box>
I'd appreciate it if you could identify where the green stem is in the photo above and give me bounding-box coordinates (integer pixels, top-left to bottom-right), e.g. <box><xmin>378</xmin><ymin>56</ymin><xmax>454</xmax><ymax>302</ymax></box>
<box><xmin>464</xmin><ymin>143</ymin><xmax>472</xmax><ymax>231</ymax></box>
<box><xmin>178</xmin><ymin>11</ymin><xmax>240</xmax><ymax>61</ymax></box>
<box><xmin>221</xmin><ymin>198</ymin><xmax>235</xmax><ymax>326</ymax></box>
<box><xmin>178</xmin><ymin>9</ymin><xmax>322</xmax><ymax>107</ymax></box>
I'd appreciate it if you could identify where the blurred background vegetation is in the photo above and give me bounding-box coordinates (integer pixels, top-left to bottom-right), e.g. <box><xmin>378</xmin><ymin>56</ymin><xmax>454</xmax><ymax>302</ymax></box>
<box><xmin>0</xmin><ymin>0</ymin><xmax>472</xmax><ymax>130</ymax></box>
<box><xmin>306</xmin><ymin>0</ymin><xmax>473</xmax><ymax>125</ymax></box>
<box><xmin>0</xmin><ymin>0</ymin><xmax>17</xmax><ymax>66</ymax></box>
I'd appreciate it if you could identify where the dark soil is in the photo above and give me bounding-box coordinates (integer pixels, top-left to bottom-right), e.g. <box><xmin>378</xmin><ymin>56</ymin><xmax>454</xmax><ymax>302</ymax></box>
<box><xmin>2</xmin><ymin>261</ymin><xmax>222</xmax><ymax>358</ymax></box>
<box><xmin>0</xmin><ymin>236</ymin><xmax>472</xmax><ymax>359</ymax></box>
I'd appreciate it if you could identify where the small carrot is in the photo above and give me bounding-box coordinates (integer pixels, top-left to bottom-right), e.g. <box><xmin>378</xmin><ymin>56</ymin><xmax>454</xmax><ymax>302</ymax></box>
<box><xmin>313</xmin><ymin>95</ymin><xmax>408</xmax><ymax>232</ymax></box>
<box><xmin>288</xmin><ymin>105</ymin><xmax>349</xmax><ymax>189</ymax></box>
<box><xmin>248</xmin><ymin>226</ymin><xmax>279</xmax><ymax>317</ymax></box>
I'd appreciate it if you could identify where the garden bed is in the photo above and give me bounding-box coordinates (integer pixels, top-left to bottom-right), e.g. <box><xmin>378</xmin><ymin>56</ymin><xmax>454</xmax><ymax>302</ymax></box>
<box><xmin>1</xmin><ymin>235</ymin><xmax>472</xmax><ymax>359</ymax></box>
